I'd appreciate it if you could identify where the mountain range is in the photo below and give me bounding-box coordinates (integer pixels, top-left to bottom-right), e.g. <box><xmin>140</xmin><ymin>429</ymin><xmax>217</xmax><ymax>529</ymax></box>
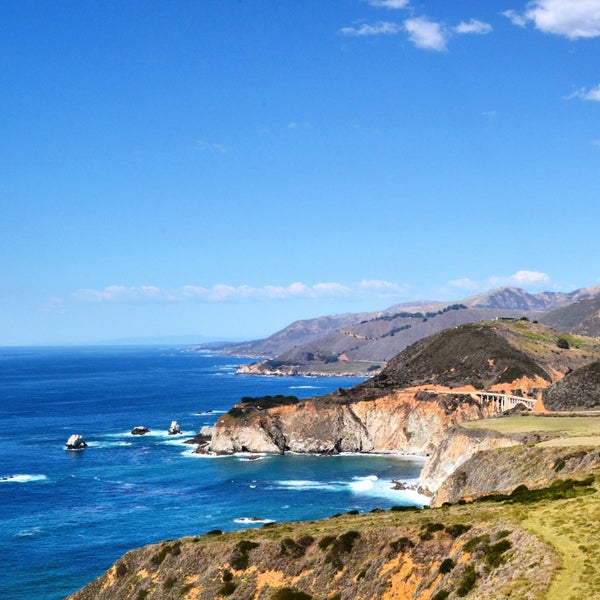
<box><xmin>201</xmin><ymin>283</ymin><xmax>600</xmax><ymax>375</ymax></box>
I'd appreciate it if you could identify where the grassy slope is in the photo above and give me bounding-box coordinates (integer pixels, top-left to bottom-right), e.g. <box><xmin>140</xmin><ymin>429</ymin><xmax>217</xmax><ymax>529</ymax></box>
<box><xmin>460</xmin><ymin>415</ymin><xmax>600</xmax><ymax>598</ymax></box>
<box><xmin>68</xmin><ymin>476</ymin><xmax>600</xmax><ymax>600</ymax></box>
<box><xmin>463</xmin><ymin>415</ymin><xmax>600</xmax><ymax>440</ymax></box>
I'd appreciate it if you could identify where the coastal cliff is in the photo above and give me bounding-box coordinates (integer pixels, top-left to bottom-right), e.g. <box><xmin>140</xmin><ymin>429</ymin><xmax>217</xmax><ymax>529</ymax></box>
<box><xmin>208</xmin><ymin>390</ymin><xmax>495</xmax><ymax>455</ymax></box>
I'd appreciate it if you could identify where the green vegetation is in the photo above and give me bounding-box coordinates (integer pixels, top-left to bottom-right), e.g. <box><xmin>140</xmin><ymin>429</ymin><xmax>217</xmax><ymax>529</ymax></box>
<box><xmin>463</xmin><ymin>414</ymin><xmax>600</xmax><ymax>437</ymax></box>
<box><xmin>439</xmin><ymin>558</ymin><xmax>455</xmax><ymax>574</ymax></box>
<box><xmin>456</xmin><ymin>564</ymin><xmax>478</xmax><ymax>597</ymax></box>
<box><xmin>557</xmin><ymin>337</ymin><xmax>570</xmax><ymax>349</ymax></box>
<box><xmin>271</xmin><ymin>588</ymin><xmax>312</xmax><ymax>600</ymax></box>
<box><xmin>230</xmin><ymin>539</ymin><xmax>260</xmax><ymax>570</ymax></box>
<box><xmin>473</xmin><ymin>476</ymin><xmax>595</xmax><ymax>505</ymax></box>
<box><xmin>228</xmin><ymin>395</ymin><xmax>299</xmax><ymax>418</ymax></box>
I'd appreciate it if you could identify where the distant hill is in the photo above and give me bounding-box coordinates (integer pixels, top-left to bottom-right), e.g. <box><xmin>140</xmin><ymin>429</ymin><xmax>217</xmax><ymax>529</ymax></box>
<box><xmin>541</xmin><ymin>297</ymin><xmax>600</xmax><ymax>338</ymax></box>
<box><xmin>356</xmin><ymin>320</ymin><xmax>600</xmax><ymax>395</ymax></box>
<box><xmin>543</xmin><ymin>361</ymin><xmax>600</xmax><ymax>411</ymax></box>
<box><xmin>200</xmin><ymin>283</ymin><xmax>600</xmax><ymax>375</ymax></box>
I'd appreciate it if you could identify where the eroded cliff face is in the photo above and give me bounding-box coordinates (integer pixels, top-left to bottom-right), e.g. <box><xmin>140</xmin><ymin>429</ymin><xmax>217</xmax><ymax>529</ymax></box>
<box><xmin>417</xmin><ymin>428</ymin><xmax>523</xmax><ymax>502</ymax></box>
<box><xmin>207</xmin><ymin>391</ymin><xmax>496</xmax><ymax>456</ymax></box>
<box><xmin>430</xmin><ymin>443</ymin><xmax>600</xmax><ymax>506</ymax></box>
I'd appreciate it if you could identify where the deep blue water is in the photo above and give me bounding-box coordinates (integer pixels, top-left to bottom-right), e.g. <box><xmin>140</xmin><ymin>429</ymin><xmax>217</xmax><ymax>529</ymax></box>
<box><xmin>0</xmin><ymin>346</ymin><xmax>426</xmax><ymax>600</ymax></box>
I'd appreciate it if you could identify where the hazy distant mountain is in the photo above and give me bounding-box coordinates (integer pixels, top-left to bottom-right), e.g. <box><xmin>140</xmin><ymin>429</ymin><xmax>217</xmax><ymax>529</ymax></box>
<box><xmin>202</xmin><ymin>284</ymin><xmax>600</xmax><ymax>375</ymax></box>
<box><xmin>541</xmin><ymin>296</ymin><xmax>600</xmax><ymax>338</ymax></box>
<box><xmin>464</xmin><ymin>284</ymin><xmax>600</xmax><ymax>312</ymax></box>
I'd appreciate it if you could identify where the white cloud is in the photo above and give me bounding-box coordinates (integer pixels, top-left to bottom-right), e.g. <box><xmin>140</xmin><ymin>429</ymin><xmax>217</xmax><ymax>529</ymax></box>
<box><xmin>339</xmin><ymin>21</ymin><xmax>401</xmax><ymax>36</ymax></box>
<box><xmin>288</xmin><ymin>121</ymin><xmax>311</xmax><ymax>129</ymax></box>
<box><xmin>196</xmin><ymin>139</ymin><xmax>227</xmax><ymax>153</ymax></box>
<box><xmin>454</xmin><ymin>19</ymin><xmax>492</xmax><ymax>35</ymax></box>
<box><xmin>448</xmin><ymin>278</ymin><xmax>480</xmax><ymax>291</ymax></box>
<box><xmin>404</xmin><ymin>17</ymin><xmax>448</xmax><ymax>51</ymax></box>
<box><xmin>42</xmin><ymin>297</ymin><xmax>67</xmax><ymax>314</ymax></box>
<box><xmin>366</xmin><ymin>0</ymin><xmax>410</xmax><ymax>8</ymax></box>
<box><xmin>505</xmin><ymin>0</ymin><xmax>600</xmax><ymax>39</ymax></box>
<box><xmin>567</xmin><ymin>84</ymin><xmax>600</xmax><ymax>101</ymax></box>
<box><xmin>489</xmin><ymin>270</ymin><xmax>551</xmax><ymax>288</ymax></box>
<box><xmin>73</xmin><ymin>280</ymin><xmax>409</xmax><ymax>304</ymax></box>
<box><xmin>502</xmin><ymin>9</ymin><xmax>527</xmax><ymax>27</ymax></box>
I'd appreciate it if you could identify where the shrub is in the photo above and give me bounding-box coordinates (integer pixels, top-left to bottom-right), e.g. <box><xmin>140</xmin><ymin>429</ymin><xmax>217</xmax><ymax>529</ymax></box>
<box><xmin>296</xmin><ymin>535</ymin><xmax>315</xmax><ymax>548</ymax></box>
<box><xmin>325</xmin><ymin>531</ymin><xmax>360</xmax><ymax>571</ymax></box>
<box><xmin>163</xmin><ymin>576</ymin><xmax>176</xmax><ymax>590</ymax></box>
<box><xmin>271</xmin><ymin>587</ymin><xmax>312</xmax><ymax>600</ymax></box>
<box><xmin>557</xmin><ymin>337</ymin><xmax>570</xmax><ymax>349</ymax></box>
<box><xmin>456</xmin><ymin>565</ymin><xmax>478</xmax><ymax>597</ymax></box>
<box><xmin>136</xmin><ymin>591</ymin><xmax>149</xmax><ymax>600</ymax></box>
<box><xmin>281</xmin><ymin>538</ymin><xmax>306</xmax><ymax>558</ymax></box>
<box><xmin>445</xmin><ymin>524</ymin><xmax>472</xmax><ymax>538</ymax></box>
<box><xmin>206</xmin><ymin>529</ymin><xmax>223</xmax><ymax>536</ymax></box>
<box><xmin>390</xmin><ymin>537</ymin><xmax>415</xmax><ymax>554</ymax></box>
<box><xmin>439</xmin><ymin>558</ymin><xmax>455</xmax><ymax>574</ymax></box>
<box><xmin>236</xmin><ymin>540</ymin><xmax>259</xmax><ymax>553</ymax></box>
<box><xmin>230</xmin><ymin>540</ymin><xmax>259</xmax><ymax>570</ymax></box>
<box><xmin>115</xmin><ymin>562</ymin><xmax>127</xmax><ymax>577</ymax></box>
<box><xmin>485</xmin><ymin>539</ymin><xmax>512</xmax><ymax>568</ymax></box>
<box><xmin>150</xmin><ymin>545</ymin><xmax>171</xmax><ymax>566</ymax></box>
<box><xmin>431</xmin><ymin>591</ymin><xmax>450</xmax><ymax>600</ymax></box>
<box><xmin>222</xmin><ymin>570</ymin><xmax>233</xmax><ymax>583</ymax></box>
<box><xmin>318</xmin><ymin>535</ymin><xmax>337</xmax><ymax>551</ymax></box>
<box><xmin>463</xmin><ymin>534</ymin><xmax>490</xmax><ymax>553</ymax></box>
<box><xmin>219</xmin><ymin>580</ymin><xmax>237</xmax><ymax>596</ymax></box>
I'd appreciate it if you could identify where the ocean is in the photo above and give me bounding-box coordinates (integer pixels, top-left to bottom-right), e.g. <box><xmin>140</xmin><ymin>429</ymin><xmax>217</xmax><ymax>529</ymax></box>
<box><xmin>0</xmin><ymin>346</ymin><xmax>427</xmax><ymax>600</ymax></box>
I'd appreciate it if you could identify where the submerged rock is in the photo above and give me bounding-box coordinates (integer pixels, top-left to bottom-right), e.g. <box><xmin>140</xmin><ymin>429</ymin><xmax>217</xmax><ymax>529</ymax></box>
<box><xmin>131</xmin><ymin>426</ymin><xmax>150</xmax><ymax>436</ymax></box>
<box><xmin>65</xmin><ymin>434</ymin><xmax>87</xmax><ymax>450</ymax></box>
<box><xmin>167</xmin><ymin>420</ymin><xmax>181</xmax><ymax>435</ymax></box>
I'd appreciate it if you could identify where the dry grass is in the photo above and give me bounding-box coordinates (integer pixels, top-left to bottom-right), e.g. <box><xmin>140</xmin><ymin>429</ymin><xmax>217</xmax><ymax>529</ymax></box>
<box><xmin>522</xmin><ymin>480</ymin><xmax>600</xmax><ymax>600</ymax></box>
<box><xmin>463</xmin><ymin>415</ymin><xmax>600</xmax><ymax>437</ymax></box>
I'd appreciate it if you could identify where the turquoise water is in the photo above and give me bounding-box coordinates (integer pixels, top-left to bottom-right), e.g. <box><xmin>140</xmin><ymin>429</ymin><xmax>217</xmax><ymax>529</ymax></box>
<box><xmin>0</xmin><ymin>346</ymin><xmax>426</xmax><ymax>599</ymax></box>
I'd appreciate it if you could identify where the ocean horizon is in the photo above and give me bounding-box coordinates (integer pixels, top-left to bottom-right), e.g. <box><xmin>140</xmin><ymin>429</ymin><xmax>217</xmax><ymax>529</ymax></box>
<box><xmin>0</xmin><ymin>345</ymin><xmax>427</xmax><ymax>600</ymax></box>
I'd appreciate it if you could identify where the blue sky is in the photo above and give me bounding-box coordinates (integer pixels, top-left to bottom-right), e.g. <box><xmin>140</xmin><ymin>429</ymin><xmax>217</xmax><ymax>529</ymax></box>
<box><xmin>2</xmin><ymin>0</ymin><xmax>600</xmax><ymax>345</ymax></box>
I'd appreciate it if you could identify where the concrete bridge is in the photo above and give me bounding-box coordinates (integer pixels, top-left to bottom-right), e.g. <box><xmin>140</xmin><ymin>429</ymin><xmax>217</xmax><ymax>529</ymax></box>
<box><xmin>423</xmin><ymin>389</ymin><xmax>538</xmax><ymax>413</ymax></box>
<box><xmin>470</xmin><ymin>391</ymin><xmax>537</xmax><ymax>413</ymax></box>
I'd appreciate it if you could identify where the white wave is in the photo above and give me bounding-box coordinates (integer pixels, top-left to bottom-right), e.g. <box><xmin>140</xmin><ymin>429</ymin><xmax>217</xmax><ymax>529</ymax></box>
<box><xmin>86</xmin><ymin>441</ymin><xmax>132</xmax><ymax>448</ymax></box>
<box><xmin>348</xmin><ymin>475</ymin><xmax>379</xmax><ymax>492</ymax></box>
<box><xmin>289</xmin><ymin>385</ymin><xmax>321</xmax><ymax>389</ymax></box>
<box><xmin>234</xmin><ymin>517</ymin><xmax>275</xmax><ymax>525</ymax></box>
<box><xmin>273</xmin><ymin>479</ymin><xmax>340</xmax><ymax>491</ymax></box>
<box><xmin>347</xmin><ymin>475</ymin><xmax>429</xmax><ymax>505</ymax></box>
<box><xmin>1</xmin><ymin>474</ymin><xmax>48</xmax><ymax>484</ymax></box>
<box><xmin>15</xmin><ymin>527</ymin><xmax>46</xmax><ymax>537</ymax></box>
<box><xmin>193</xmin><ymin>410</ymin><xmax>226</xmax><ymax>416</ymax></box>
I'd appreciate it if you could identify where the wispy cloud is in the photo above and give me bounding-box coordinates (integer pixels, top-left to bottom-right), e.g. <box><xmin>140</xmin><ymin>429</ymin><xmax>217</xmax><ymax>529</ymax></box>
<box><xmin>504</xmin><ymin>0</ymin><xmax>600</xmax><ymax>39</ymax></box>
<box><xmin>366</xmin><ymin>0</ymin><xmax>410</xmax><ymax>9</ymax></box>
<box><xmin>196</xmin><ymin>139</ymin><xmax>227</xmax><ymax>153</ymax></box>
<box><xmin>288</xmin><ymin>121</ymin><xmax>311</xmax><ymax>129</ymax></box>
<box><xmin>73</xmin><ymin>280</ymin><xmax>410</xmax><ymax>304</ymax></box>
<box><xmin>42</xmin><ymin>297</ymin><xmax>67</xmax><ymax>314</ymax></box>
<box><xmin>448</xmin><ymin>278</ymin><xmax>480</xmax><ymax>291</ymax></box>
<box><xmin>454</xmin><ymin>19</ymin><xmax>492</xmax><ymax>35</ymax></box>
<box><xmin>446</xmin><ymin>271</ymin><xmax>553</xmax><ymax>295</ymax></box>
<box><xmin>566</xmin><ymin>84</ymin><xmax>600</xmax><ymax>101</ymax></box>
<box><xmin>339</xmin><ymin>21</ymin><xmax>401</xmax><ymax>36</ymax></box>
<box><xmin>502</xmin><ymin>9</ymin><xmax>527</xmax><ymax>28</ymax></box>
<box><xmin>489</xmin><ymin>270</ymin><xmax>552</xmax><ymax>287</ymax></box>
<box><xmin>404</xmin><ymin>17</ymin><xmax>448</xmax><ymax>51</ymax></box>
